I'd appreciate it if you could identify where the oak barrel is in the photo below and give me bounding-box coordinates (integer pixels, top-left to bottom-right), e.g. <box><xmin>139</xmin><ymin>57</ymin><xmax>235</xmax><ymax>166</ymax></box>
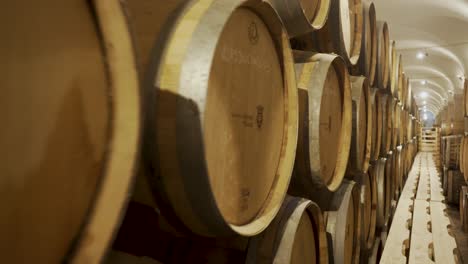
<box><xmin>293</xmin><ymin>51</ymin><xmax>351</xmax><ymax>192</ymax></box>
<box><xmin>348</xmin><ymin>76</ymin><xmax>372</xmax><ymax>173</ymax></box>
<box><xmin>373</xmin><ymin>158</ymin><xmax>391</xmax><ymax>229</ymax></box>
<box><xmin>374</xmin><ymin>21</ymin><xmax>389</xmax><ymax>89</ymax></box>
<box><xmin>443</xmin><ymin>136</ymin><xmax>462</xmax><ymax>169</ymax></box>
<box><xmin>447</xmin><ymin>170</ymin><xmax>466</xmax><ymax>204</ymax></box>
<box><xmin>379</xmin><ymin>92</ymin><xmax>392</xmax><ymax>156</ymax></box>
<box><xmin>392</xmin><ymin>54</ymin><xmax>403</xmax><ymax>100</ymax></box>
<box><xmin>0</xmin><ymin>2</ymin><xmax>141</xmax><ymax>263</ymax></box>
<box><xmin>370</xmin><ymin>88</ymin><xmax>382</xmax><ymax>161</ymax></box>
<box><xmin>141</xmin><ymin>0</ymin><xmax>299</xmax><ymax>236</ymax></box>
<box><xmin>358</xmin><ymin>170</ymin><xmax>377</xmax><ymax>251</ymax></box>
<box><xmin>368</xmin><ymin>237</ymin><xmax>384</xmax><ymax>264</ymax></box>
<box><xmin>268</xmin><ymin>0</ymin><xmax>330</xmax><ymax>37</ymax></box>
<box><xmin>387</xmin><ymin>40</ymin><xmax>396</xmax><ymax>95</ymax></box>
<box><xmin>325</xmin><ymin>180</ymin><xmax>361</xmax><ymax>264</ymax></box>
<box><xmin>296</xmin><ymin>0</ymin><xmax>363</xmax><ymax>65</ymax></box>
<box><xmin>464</xmin><ymin>79</ymin><xmax>468</xmax><ymax>117</ymax></box>
<box><xmin>352</xmin><ymin>2</ymin><xmax>377</xmax><ymax>84</ymax></box>
<box><xmin>391</xmin><ymin>99</ymin><xmax>401</xmax><ymax>149</ymax></box>
<box><xmin>247</xmin><ymin>196</ymin><xmax>329</xmax><ymax>264</ymax></box>
<box><xmin>460</xmin><ymin>136</ymin><xmax>465</xmax><ymax>173</ymax></box>
<box><xmin>393</xmin><ymin>147</ymin><xmax>404</xmax><ymax>195</ymax></box>
<box><xmin>460</xmin><ymin>186</ymin><xmax>468</xmax><ymax>232</ymax></box>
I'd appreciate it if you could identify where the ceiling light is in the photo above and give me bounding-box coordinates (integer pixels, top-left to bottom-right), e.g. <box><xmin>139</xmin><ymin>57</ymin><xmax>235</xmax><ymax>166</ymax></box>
<box><xmin>423</xmin><ymin>109</ymin><xmax>427</xmax><ymax>112</ymax></box>
<box><xmin>423</xmin><ymin>114</ymin><xmax>428</xmax><ymax>120</ymax></box>
<box><xmin>423</xmin><ymin>101</ymin><xmax>426</xmax><ymax>104</ymax></box>
<box><xmin>421</xmin><ymin>80</ymin><xmax>427</xmax><ymax>85</ymax></box>
<box><xmin>417</xmin><ymin>52</ymin><xmax>426</xmax><ymax>59</ymax></box>
<box><xmin>420</xmin><ymin>92</ymin><xmax>428</xmax><ymax>98</ymax></box>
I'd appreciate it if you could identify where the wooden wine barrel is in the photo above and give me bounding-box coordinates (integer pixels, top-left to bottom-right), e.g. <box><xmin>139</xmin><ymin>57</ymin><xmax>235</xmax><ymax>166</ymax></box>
<box><xmin>375</xmin><ymin>21</ymin><xmax>389</xmax><ymax>89</ymax></box>
<box><xmin>348</xmin><ymin>76</ymin><xmax>372</xmax><ymax>173</ymax></box>
<box><xmin>370</xmin><ymin>88</ymin><xmax>382</xmax><ymax>161</ymax></box>
<box><xmin>392</xmin><ymin>54</ymin><xmax>403</xmax><ymax>100</ymax></box>
<box><xmin>458</xmin><ymin>136</ymin><xmax>467</xmax><ymax>173</ymax></box>
<box><xmin>247</xmin><ymin>196</ymin><xmax>329</xmax><ymax>264</ymax></box>
<box><xmin>0</xmin><ymin>2</ymin><xmax>141</xmax><ymax>263</ymax></box>
<box><xmin>441</xmin><ymin>122</ymin><xmax>451</xmax><ymax>136</ymax></box>
<box><xmin>452</xmin><ymin>121</ymin><xmax>464</xmax><ymax>135</ymax></box>
<box><xmin>447</xmin><ymin>170</ymin><xmax>466</xmax><ymax>204</ymax></box>
<box><xmin>268</xmin><ymin>0</ymin><xmax>330</xmax><ymax>37</ymax></box>
<box><xmin>387</xmin><ymin>40</ymin><xmax>396</xmax><ymax>95</ymax></box>
<box><xmin>406</xmin><ymin>112</ymin><xmax>413</xmax><ymax>144</ymax></box>
<box><xmin>140</xmin><ymin>0</ymin><xmax>299</xmax><ymax>236</ymax></box>
<box><xmin>379</xmin><ymin>92</ymin><xmax>392</xmax><ymax>156</ymax></box>
<box><xmin>325</xmin><ymin>180</ymin><xmax>361</xmax><ymax>264</ymax></box>
<box><xmin>401</xmin><ymin>109</ymin><xmax>408</xmax><ymax>145</ymax></box>
<box><xmin>292</xmin><ymin>51</ymin><xmax>351</xmax><ymax>192</ymax></box>
<box><xmin>460</xmin><ymin>186</ymin><xmax>468</xmax><ymax>232</ymax></box>
<box><xmin>368</xmin><ymin>237</ymin><xmax>384</xmax><ymax>264</ymax></box>
<box><xmin>298</xmin><ymin>0</ymin><xmax>363</xmax><ymax>66</ymax></box>
<box><xmin>404</xmin><ymin>82</ymin><xmax>412</xmax><ymax>111</ymax></box>
<box><xmin>352</xmin><ymin>2</ymin><xmax>377</xmax><ymax>84</ymax></box>
<box><xmin>464</xmin><ymin>79</ymin><xmax>468</xmax><ymax>117</ymax></box>
<box><xmin>358</xmin><ymin>170</ymin><xmax>377</xmax><ymax>251</ymax></box>
<box><xmin>372</xmin><ymin>159</ymin><xmax>390</xmax><ymax>230</ymax></box>
<box><xmin>393</xmin><ymin>147</ymin><xmax>404</xmax><ymax>195</ymax></box>
<box><xmin>385</xmin><ymin>152</ymin><xmax>395</xmax><ymax>206</ymax></box>
<box><xmin>443</xmin><ymin>136</ymin><xmax>462</xmax><ymax>169</ymax></box>
<box><xmin>401</xmin><ymin>110</ymin><xmax>407</xmax><ymax>145</ymax></box>
<box><xmin>391</xmin><ymin>99</ymin><xmax>401</xmax><ymax>149</ymax></box>
<box><xmin>443</xmin><ymin>166</ymin><xmax>449</xmax><ymax>196</ymax></box>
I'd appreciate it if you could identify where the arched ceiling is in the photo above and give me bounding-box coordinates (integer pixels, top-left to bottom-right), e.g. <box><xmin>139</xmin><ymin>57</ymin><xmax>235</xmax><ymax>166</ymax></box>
<box><xmin>373</xmin><ymin>0</ymin><xmax>468</xmax><ymax>117</ymax></box>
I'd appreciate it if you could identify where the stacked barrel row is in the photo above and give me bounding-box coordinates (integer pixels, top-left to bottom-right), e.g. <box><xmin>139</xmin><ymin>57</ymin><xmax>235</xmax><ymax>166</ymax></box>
<box><xmin>436</xmin><ymin>89</ymin><xmax>467</xmax><ymax>214</ymax></box>
<box><xmin>0</xmin><ymin>0</ymin><xmax>418</xmax><ymax>264</ymax></box>
<box><xmin>437</xmin><ymin>93</ymin><xmax>464</xmax><ymax>136</ymax></box>
<box><xmin>450</xmin><ymin>79</ymin><xmax>468</xmax><ymax>230</ymax></box>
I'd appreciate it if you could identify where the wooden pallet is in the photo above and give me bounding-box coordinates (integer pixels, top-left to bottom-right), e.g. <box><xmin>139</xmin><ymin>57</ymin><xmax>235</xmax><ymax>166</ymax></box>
<box><xmin>419</xmin><ymin>128</ymin><xmax>441</xmax><ymax>160</ymax></box>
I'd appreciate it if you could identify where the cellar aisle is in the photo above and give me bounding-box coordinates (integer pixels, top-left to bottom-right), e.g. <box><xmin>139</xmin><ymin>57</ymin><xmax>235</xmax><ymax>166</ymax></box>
<box><xmin>381</xmin><ymin>152</ymin><xmax>459</xmax><ymax>263</ymax></box>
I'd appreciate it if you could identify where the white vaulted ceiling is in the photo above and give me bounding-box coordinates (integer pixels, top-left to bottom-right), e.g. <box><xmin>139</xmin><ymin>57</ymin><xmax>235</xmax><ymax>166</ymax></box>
<box><xmin>373</xmin><ymin>0</ymin><xmax>468</xmax><ymax>116</ymax></box>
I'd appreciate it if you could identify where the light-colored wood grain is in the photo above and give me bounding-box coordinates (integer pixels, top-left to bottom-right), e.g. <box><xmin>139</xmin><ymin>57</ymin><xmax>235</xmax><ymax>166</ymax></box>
<box><xmin>409</xmin><ymin>200</ymin><xmax>434</xmax><ymax>264</ymax></box>
<box><xmin>375</xmin><ymin>21</ymin><xmax>389</xmax><ymax>90</ymax></box>
<box><xmin>292</xmin><ymin>52</ymin><xmax>351</xmax><ymax>192</ymax></box>
<box><xmin>326</xmin><ymin>180</ymin><xmax>361</xmax><ymax>264</ymax></box>
<box><xmin>246</xmin><ymin>197</ymin><xmax>329</xmax><ymax>264</ymax></box>
<box><xmin>206</xmin><ymin>7</ymin><xmax>284</xmax><ymax>226</ymax></box>
<box><xmin>380</xmin><ymin>198</ymin><xmax>412</xmax><ymax>264</ymax></box>
<box><xmin>387</xmin><ymin>40</ymin><xmax>396</xmax><ymax>95</ymax></box>
<box><xmin>373</xmin><ymin>158</ymin><xmax>390</xmax><ymax>229</ymax></box>
<box><xmin>379</xmin><ymin>92</ymin><xmax>393</xmax><ymax>156</ymax></box>
<box><xmin>352</xmin><ymin>2</ymin><xmax>376</xmax><ymax>85</ymax></box>
<box><xmin>348</xmin><ymin>76</ymin><xmax>371</xmax><ymax>173</ymax></box>
<box><xmin>368</xmin><ymin>237</ymin><xmax>383</xmax><ymax>264</ymax></box>
<box><xmin>430</xmin><ymin>201</ymin><xmax>458</xmax><ymax>264</ymax></box>
<box><xmin>147</xmin><ymin>0</ymin><xmax>299</xmax><ymax>236</ymax></box>
<box><xmin>370</xmin><ymin>88</ymin><xmax>382</xmax><ymax>161</ymax></box>
<box><xmin>429</xmin><ymin>168</ymin><xmax>445</xmax><ymax>202</ymax></box>
<box><xmin>268</xmin><ymin>0</ymin><xmax>330</xmax><ymax>37</ymax></box>
<box><xmin>0</xmin><ymin>2</ymin><xmax>141</xmax><ymax>263</ymax></box>
<box><xmin>294</xmin><ymin>0</ymin><xmax>362</xmax><ymax>65</ymax></box>
<box><xmin>360</xmin><ymin>170</ymin><xmax>377</xmax><ymax>250</ymax></box>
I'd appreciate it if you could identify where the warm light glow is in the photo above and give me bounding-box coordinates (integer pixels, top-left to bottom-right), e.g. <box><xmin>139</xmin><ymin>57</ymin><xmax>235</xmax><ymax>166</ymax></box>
<box><xmin>423</xmin><ymin>101</ymin><xmax>426</xmax><ymax>104</ymax></box>
<box><xmin>417</xmin><ymin>52</ymin><xmax>425</xmax><ymax>59</ymax></box>
<box><xmin>421</xmin><ymin>80</ymin><xmax>427</xmax><ymax>85</ymax></box>
<box><xmin>420</xmin><ymin>92</ymin><xmax>428</xmax><ymax>98</ymax></box>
